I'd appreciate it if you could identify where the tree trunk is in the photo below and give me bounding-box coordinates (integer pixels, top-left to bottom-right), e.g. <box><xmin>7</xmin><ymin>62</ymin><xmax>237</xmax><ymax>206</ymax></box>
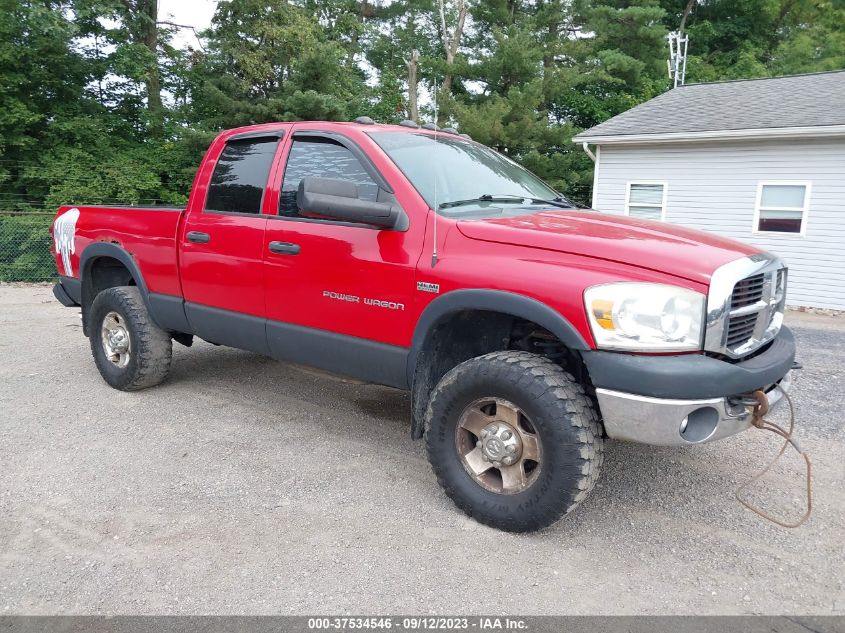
<box><xmin>348</xmin><ymin>0</ymin><xmax>369</xmax><ymax>66</ymax></box>
<box><xmin>542</xmin><ymin>17</ymin><xmax>558</xmax><ymax>110</ymax></box>
<box><xmin>679</xmin><ymin>0</ymin><xmax>696</xmax><ymax>34</ymax></box>
<box><xmin>139</xmin><ymin>0</ymin><xmax>163</xmax><ymax>137</ymax></box>
<box><xmin>407</xmin><ymin>49</ymin><xmax>420</xmax><ymax>122</ymax></box>
<box><xmin>439</xmin><ymin>0</ymin><xmax>466</xmax><ymax>97</ymax></box>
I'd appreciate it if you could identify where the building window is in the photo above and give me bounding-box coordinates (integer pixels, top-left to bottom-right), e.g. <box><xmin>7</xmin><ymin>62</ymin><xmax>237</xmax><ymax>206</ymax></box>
<box><xmin>754</xmin><ymin>182</ymin><xmax>810</xmax><ymax>235</ymax></box>
<box><xmin>626</xmin><ymin>182</ymin><xmax>667</xmax><ymax>221</ymax></box>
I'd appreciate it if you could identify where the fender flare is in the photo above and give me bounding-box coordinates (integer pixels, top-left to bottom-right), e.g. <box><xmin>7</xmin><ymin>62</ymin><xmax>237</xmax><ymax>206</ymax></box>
<box><xmin>79</xmin><ymin>242</ymin><xmax>192</xmax><ymax>335</ymax></box>
<box><xmin>79</xmin><ymin>242</ymin><xmax>150</xmax><ymax>295</ymax></box>
<box><xmin>407</xmin><ymin>288</ymin><xmax>590</xmax><ymax>386</ymax></box>
<box><xmin>78</xmin><ymin>242</ymin><xmax>157</xmax><ymax>333</ymax></box>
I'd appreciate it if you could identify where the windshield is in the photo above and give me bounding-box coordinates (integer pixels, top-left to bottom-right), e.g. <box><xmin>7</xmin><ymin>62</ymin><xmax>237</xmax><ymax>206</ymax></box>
<box><xmin>368</xmin><ymin>132</ymin><xmax>562</xmax><ymax>217</ymax></box>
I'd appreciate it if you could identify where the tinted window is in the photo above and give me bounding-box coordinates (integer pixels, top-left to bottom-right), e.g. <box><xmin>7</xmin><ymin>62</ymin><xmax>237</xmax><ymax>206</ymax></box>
<box><xmin>280</xmin><ymin>138</ymin><xmax>379</xmax><ymax>217</ymax></box>
<box><xmin>205</xmin><ymin>138</ymin><xmax>279</xmax><ymax>214</ymax></box>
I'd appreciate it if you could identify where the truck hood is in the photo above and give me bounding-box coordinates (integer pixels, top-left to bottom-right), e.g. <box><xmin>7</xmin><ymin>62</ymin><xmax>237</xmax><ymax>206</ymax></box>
<box><xmin>455</xmin><ymin>210</ymin><xmax>761</xmax><ymax>285</ymax></box>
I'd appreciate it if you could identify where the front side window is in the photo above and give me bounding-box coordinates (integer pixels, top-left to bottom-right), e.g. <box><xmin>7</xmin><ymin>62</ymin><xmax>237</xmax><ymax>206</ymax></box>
<box><xmin>369</xmin><ymin>132</ymin><xmax>565</xmax><ymax>217</ymax></box>
<box><xmin>205</xmin><ymin>137</ymin><xmax>279</xmax><ymax>214</ymax></box>
<box><xmin>626</xmin><ymin>183</ymin><xmax>666</xmax><ymax>221</ymax></box>
<box><xmin>280</xmin><ymin>138</ymin><xmax>379</xmax><ymax>217</ymax></box>
<box><xmin>755</xmin><ymin>182</ymin><xmax>809</xmax><ymax>234</ymax></box>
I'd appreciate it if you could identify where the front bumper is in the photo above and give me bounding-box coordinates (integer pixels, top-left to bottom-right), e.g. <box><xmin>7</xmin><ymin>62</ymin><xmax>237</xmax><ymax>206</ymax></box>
<box><xmin>595</xmin><ymin>370</ymin><xmax>791</xmax><ymax>445</ymax></box>
<box><xmin>583</xmin><ymin>327</ymin><xmax>796</xmax><ymax>446</ymax></box>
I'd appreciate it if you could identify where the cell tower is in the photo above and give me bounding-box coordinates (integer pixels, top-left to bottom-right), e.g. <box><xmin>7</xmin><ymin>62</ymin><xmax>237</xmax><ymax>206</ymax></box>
<box><xmin>667</xmin><ymin>31</ymin><xmax>689</xmax><ymax>88</ymax></box>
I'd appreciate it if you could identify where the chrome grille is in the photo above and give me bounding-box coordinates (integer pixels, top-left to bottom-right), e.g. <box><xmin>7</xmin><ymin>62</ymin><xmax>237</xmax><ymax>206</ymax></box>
<box><xmin>704</xmin><ymin>254</ymin><xmax>787</xmax><ymax>359</ymax></box>
<box><xmin>726</xmin><ymin>313</ymin><xmax>758</xmax><ymax>347</ymax></box>
<box><xmin>729</xmin><ymin>273</ymin><xmax>765</xmax><ymax>309</ymax></box>
<box><xmin>776</xmin><ymin>268</ymin><xmax>786</xmax><ymax>295</ymax></box>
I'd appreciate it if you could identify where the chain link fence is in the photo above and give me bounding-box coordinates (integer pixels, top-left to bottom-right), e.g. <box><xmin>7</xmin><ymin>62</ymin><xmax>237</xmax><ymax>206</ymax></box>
<box><xmin>0</xmin><ymin>211</ymin><xmax>56</xmax><ymax>283</ymax></box>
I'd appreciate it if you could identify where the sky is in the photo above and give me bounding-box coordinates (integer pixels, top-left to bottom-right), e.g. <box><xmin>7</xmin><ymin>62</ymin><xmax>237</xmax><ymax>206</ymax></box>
<box><xmin>159</xmin><ymin>0</ymin><xmax>218</xmax><ymax>49</ymax></box>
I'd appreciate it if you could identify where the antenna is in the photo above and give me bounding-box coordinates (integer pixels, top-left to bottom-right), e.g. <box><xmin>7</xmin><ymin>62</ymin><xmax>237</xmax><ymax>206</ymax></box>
<box><xmin>667</xmin><ymin>31</ymin><xmax>689</xmax><ymax>88</ymax></box>
<box><xmin>431</xmin><ymin>81</ymin><xmax>439</xmax><ymax>268</ymax></box>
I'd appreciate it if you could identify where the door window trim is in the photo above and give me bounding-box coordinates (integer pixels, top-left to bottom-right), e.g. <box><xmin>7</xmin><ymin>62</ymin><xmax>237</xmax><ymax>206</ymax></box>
<box><xmin>229</xmin><ymin>129</ymin><xmax>285</xmax><ymax>142</ymax></box>
<box><xmin>292</xmin><ymin>131</ymin><xmax>394</xmax><ymax>194</ymax></box>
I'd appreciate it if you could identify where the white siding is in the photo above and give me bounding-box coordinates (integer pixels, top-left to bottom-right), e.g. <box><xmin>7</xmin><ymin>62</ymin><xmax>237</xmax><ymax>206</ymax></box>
<box><xmin>593</xmin><ymin>138</ymin><xmax>845</xmax><ymax>310</ymax></box>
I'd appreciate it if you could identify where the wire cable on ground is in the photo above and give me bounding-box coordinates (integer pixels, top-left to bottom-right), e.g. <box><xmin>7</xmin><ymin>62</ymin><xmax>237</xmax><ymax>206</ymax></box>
<box><xmin>735</xmin><ymin>389</ymin><xmax>812</xmax><ymax>528</ymax></box>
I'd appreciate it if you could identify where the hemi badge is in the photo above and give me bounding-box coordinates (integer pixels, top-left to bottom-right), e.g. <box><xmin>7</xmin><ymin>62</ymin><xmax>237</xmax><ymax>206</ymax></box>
<box><xmin>417</xmin><ymin>281</ymin><xmax>440</xmax><ymax>294</ymax></box>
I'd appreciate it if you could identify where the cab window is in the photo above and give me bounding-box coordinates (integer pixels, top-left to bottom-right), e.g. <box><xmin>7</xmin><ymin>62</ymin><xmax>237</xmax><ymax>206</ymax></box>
<box><xmin>280</xmin><ymin>137</ymin><xmax>379</xmax><ymax>217</ymax></box>
<box><xmin>205</xmin><ymin>137</ymin><xmax>279</xmax><ymax>214</ymax></box>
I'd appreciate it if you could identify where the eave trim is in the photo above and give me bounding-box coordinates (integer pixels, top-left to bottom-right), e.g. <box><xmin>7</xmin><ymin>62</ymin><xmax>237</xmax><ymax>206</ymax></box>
<box><xmin>573</xmin><ymin>124</ymin><xmax>845</xmax><ymax>145</ymax></box>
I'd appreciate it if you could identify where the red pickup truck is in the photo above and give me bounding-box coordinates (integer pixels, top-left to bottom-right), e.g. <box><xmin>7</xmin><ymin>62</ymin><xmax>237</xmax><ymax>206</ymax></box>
<box><xmin>50</xmin><ymin>119</ymin><xmax>795</xmax><ymax>532</ymax></box>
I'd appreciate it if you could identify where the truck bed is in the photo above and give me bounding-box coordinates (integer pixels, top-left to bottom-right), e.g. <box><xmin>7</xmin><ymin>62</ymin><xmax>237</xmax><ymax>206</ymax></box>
<box><xmin>53</xmin><ymin>204</ymin><xmax>186</xmax><ymax>298</ymax></box>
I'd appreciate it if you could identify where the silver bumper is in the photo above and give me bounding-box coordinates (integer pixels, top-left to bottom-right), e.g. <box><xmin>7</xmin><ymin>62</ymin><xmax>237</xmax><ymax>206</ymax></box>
<box><xmin>595</xmin><ymin>371</ymin><xmax>792</xmax><ymax>446</ymax></box>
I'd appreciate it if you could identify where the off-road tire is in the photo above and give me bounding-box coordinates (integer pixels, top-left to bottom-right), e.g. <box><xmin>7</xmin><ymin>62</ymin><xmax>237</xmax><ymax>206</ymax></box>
<box><xmin>425</xmin><ymin>350</ymin><xmax>604</xmax><ymax>532</ymax></box>
<box><xmin>89</xmin><ymin>286</ymin><xmax>172</xmax><ymax>391</ymax></box>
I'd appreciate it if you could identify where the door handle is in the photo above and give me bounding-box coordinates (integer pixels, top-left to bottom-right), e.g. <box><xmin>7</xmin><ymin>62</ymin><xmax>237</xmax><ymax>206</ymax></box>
<box><xmin>269</xmin><ymin>241</ymin><xmax>301</xmax><ymax>255</ymax></box>
<box><xmin>186</xmin><ymin>231</ymin><xmax>211</xmax><ymax>244</ymax></box>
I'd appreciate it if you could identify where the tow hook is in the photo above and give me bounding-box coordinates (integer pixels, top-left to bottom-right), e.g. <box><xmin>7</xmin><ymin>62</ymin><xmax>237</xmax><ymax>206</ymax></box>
<box><xmin>735</xmin><ymin>384</ymin><xmax>812</xmax><ymax>528</ymax></box>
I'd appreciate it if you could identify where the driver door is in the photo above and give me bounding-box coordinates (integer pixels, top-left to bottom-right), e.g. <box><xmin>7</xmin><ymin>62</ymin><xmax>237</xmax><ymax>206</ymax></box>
<box><xmin>262</xmin><ymin>131</ymin><xmax>423</xmax><ymax>386</ymax></box>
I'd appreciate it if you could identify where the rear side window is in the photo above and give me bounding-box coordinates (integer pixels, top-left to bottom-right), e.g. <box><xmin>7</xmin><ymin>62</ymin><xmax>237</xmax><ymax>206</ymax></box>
<box><xmin>280</xmin><ymin>138</ymin><xmax>379</xmax><ymax>217</ymax></box>
<box><xmin>205</xmin><ymin>138</ymin><xmax>279</xmax><ymax>214</ymax></box>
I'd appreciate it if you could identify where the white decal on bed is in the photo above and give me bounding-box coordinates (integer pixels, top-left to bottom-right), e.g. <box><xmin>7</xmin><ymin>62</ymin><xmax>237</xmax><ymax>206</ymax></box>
<box><xmin>54</xmin><ymin>208</ymin><xmax>80</xmax><ymax>276</ymax></box>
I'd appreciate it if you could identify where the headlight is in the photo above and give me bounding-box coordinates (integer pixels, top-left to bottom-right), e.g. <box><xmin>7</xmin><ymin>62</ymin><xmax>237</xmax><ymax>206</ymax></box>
<box><xmin>584</xmin><ymin>283</ymin><xmax>705</xmax><ymax>352</ymax></box>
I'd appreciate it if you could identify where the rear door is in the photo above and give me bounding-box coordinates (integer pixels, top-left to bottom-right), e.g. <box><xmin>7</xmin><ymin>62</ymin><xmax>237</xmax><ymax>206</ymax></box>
<box><xmin>179</xmin><ymin>129</ymin><xmax>285</xmax><ymax>352</ymax></box>
<box><xmin>262</xmin><ymin>130</ymin><xmax>425</xmax><ymax>386</ymax></box>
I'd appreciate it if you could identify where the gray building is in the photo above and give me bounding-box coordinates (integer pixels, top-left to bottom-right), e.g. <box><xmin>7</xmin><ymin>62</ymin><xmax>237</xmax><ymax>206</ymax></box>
<box><xmin>573</xmin><ymin>71</ymin><xmax>845</xmax><ymax>310</ymax></box>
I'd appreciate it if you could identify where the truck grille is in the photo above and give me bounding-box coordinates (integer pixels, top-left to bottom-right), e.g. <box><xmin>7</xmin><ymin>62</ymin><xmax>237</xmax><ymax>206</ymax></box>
<box><xmin>726</xmin><ymin>313</ymin><xmax>759</xmax><ymax>347</ymax></box>
<box><xmin>730</xmin><ymin>273</ymin><xmax>765</xmax><ymax>309</ymax></box>
<box><xmin>704</xmin><ymin>254</ymin><xmax>787</xmax><ymax>360</ymax></box>
<box><xmin>722</xmin><ymin>268</ymin><xmax>786</xmax><ymax>357</ymax></box>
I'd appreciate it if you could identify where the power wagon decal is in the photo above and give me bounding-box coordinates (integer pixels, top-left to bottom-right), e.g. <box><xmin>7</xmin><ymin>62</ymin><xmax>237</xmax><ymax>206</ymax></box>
<box><xmin>322</xmin><ymin>290</ymin><xmax>405</xmax><ymax>311</ymax></box>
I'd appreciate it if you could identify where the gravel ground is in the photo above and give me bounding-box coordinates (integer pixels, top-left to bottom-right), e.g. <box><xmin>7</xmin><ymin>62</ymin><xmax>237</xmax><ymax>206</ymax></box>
<box><xmin>1</xmin><ymin>285</ymin><xmax>843</xmax><ymax>615</ymax></box>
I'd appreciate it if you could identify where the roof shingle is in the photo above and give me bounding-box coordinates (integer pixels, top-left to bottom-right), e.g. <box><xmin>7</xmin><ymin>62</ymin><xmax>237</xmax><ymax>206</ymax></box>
<box><xmin>573</xmin><ymin>71</ymin><xmax>845</xmax><ymax>141</ymax></box>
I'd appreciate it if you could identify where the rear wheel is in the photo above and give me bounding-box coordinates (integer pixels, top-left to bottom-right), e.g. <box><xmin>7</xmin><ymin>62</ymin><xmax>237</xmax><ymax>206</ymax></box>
<box><xmin>89</xmin><ymin>286</ymin><xmax>172</xmax><ymax>391</ymax></box>
<box><xmin>425</xmin><ymin>351</ymin><xmax>603</xmax><ymax>532</ymax></box>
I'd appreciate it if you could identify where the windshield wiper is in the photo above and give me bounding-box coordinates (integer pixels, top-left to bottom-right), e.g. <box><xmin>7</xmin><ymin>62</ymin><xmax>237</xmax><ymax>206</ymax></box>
<box><xmin>438</xmin><ymin>194</ymin><xmax>577</xmax><ymax>210</ymax></box>
<box><xmin>549</xmin><ymin>196</ymin><xmax>580</xmax><ymax>209</ymax></box>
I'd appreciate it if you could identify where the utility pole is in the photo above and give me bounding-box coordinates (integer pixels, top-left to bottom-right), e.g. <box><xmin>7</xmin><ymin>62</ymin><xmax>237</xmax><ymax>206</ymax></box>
<box><xmin>668</xmin><ymin>0</ymin><xmax>695</xmax><ymax>88</ymax></box>
<box><xmin>667</xmin><ymin>31</ymin><xmax>689</xmax><ymax>88</ymax></box>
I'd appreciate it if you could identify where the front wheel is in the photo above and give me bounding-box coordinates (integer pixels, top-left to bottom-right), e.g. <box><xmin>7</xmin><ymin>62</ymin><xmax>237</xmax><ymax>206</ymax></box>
<box><xmin>425</xmin><ymin>351</ymin><xmax>604</xmax><ymax>532</ymax></box>
<box><xmin>89</xmin><ymin>286</ymin><xmax>172</xmax><ymax>391</ymax></box>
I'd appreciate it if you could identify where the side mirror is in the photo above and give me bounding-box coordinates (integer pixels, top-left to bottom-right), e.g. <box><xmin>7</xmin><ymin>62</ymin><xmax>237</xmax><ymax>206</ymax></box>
<box><xmin>296</xmin><ymin>177</ymin><xmax>402</xmax><ymax>229</ymax></box>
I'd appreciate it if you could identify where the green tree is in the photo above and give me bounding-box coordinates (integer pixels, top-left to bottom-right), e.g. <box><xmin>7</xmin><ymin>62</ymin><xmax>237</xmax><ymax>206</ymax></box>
<box><xmin>0</xmin><ymin>0</ymin><xmax>88</xmax><ymax>210</ymax></box>
<box><xmin>438</xmin><ymin>0</ymin><xmax>670</xmax><ymax>202</ymax></box>
<box><xmin>659</xmin><ymin>0</ymin><xmax>845</xmax><ymax>81</ymax></box>
<box><xmin>188</xmin><ymin>0</ymin><xmax>370</xmax><ymax>128</ymax></box>
<box><xmin>771</xmin><ymin>0</ymin><xmax>845</xmax><ymax>74</ymax></box>
<box><xmin>364</xmin><ymin>0</ymin><xmax>441</xmax><ymax>121</ymax></box>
